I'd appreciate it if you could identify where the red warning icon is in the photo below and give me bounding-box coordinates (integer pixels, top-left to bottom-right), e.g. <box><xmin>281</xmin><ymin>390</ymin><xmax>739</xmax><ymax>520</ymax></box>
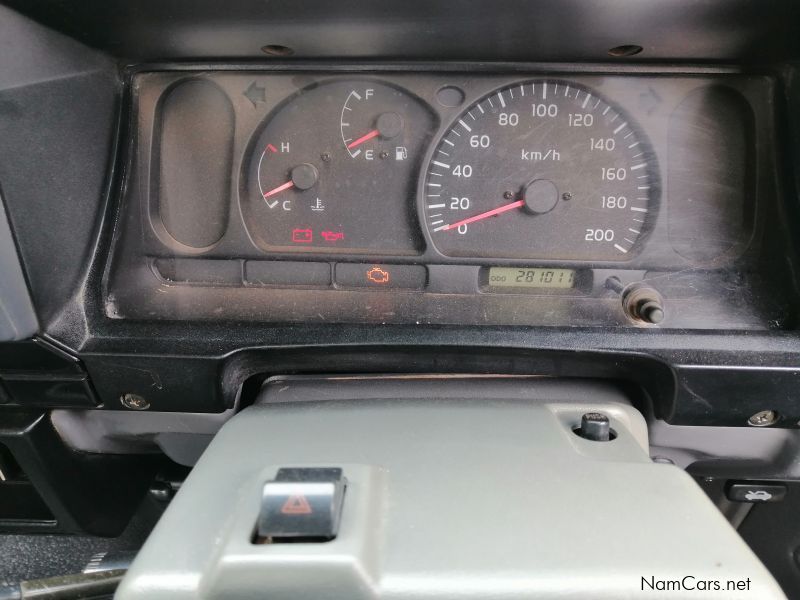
<box><xmin>281</xmin><ymin>495</ymin><xmax>313</xmax><ymax>515</ymax></box>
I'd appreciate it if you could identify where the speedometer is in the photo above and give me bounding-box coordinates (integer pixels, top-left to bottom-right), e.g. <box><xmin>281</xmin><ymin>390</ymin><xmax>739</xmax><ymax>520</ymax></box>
<box><xmin>423</xmin><ymin>80</ymin><xmax>658</xmax><ymax>261</ymax></box>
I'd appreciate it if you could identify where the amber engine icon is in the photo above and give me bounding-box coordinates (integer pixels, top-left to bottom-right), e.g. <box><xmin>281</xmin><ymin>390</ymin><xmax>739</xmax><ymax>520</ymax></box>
<box><xmin>366</xmin><ymin>266</ymin><xmax>390</xmax><ymax>284</ymax></box>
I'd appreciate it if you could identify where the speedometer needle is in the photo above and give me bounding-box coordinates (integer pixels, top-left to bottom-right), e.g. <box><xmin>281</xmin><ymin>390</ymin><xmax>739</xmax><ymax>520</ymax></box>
<box><xmin>346</xmin><ymin>129</ymin><xmax>380</xmax><ymax>150</ymax></box>
<box><xmin>263</xmin><ymin>180</ymin><xmax>295</xmax><ymax>199</ymax></box>
<box><xmin>440</xmin><ymin>199</ymin><xmax>525</xmax><ymax>231</ymax></box>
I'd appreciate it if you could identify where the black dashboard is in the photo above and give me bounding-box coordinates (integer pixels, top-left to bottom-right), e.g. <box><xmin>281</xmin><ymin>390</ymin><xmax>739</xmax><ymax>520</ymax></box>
<box><xmin>3</xmin><ymin>0</ymin><xmax>800</xmax><ymax>595</ymax></box>
<box><xmin>0</xmin><ymin>0</ymin><xmax>798</xmax><ymax>428</ymax></box>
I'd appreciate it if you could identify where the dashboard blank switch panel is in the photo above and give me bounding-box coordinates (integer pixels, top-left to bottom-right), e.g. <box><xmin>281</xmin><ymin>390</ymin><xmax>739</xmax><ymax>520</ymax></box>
<box><xmin>116</xmin><ymin>379</ymin><xmax>785</xmax><ymax>599</ymax></box>
<box><xmin>667</xmin><ymin>85</ymin><xmax>755</xmax><ymax>263</ymax></box>
<box><xmin>155</xmin><ymin>78</ymin><xmax>234</xmax><ymax>250</ymax></box>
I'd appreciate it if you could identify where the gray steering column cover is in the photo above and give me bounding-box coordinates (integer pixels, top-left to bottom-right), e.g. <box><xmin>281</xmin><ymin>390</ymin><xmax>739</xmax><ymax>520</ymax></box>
<box><xmin>116</xmin><ymin>379</ymin><xmax>784</xmax><ymax>599</ymax></box>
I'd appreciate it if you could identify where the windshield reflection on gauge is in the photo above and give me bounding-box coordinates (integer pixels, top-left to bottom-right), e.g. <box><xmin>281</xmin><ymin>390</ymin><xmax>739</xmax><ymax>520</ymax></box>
<box><xmin>242</xmin><ymin>80</ymin><xmax>434</xmax><ymax>255</ymax></box>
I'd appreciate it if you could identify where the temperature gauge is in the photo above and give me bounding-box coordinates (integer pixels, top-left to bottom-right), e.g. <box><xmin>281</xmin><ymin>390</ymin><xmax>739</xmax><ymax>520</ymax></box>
<box><xmin>242</xmin><ymin>80</ymin><xmax>434</xmax><ymax>255</ymax></box>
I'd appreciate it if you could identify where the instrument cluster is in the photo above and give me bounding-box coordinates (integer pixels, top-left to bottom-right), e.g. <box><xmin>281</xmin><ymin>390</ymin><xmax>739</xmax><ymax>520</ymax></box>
<box><xmin>105</xmin><ymin>69</ymin><xmax>790</xmax><ymax>328</ymax></box>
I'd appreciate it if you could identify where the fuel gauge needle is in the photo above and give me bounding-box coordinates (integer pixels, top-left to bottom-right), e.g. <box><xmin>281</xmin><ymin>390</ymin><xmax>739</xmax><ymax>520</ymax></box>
<box><xmin>439</xmin><ymin>199</ymin><xmax>525</xmax><ymax>232</ymax></box>
<box><xmin>346</xmin><ymin>129</ymin><xmax>380</xmax><ymax>150</ymax></box>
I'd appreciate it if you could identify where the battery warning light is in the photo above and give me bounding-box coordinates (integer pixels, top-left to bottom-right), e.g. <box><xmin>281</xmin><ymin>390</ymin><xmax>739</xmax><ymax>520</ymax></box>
<box><xmin>291</xmin><ymin>228</ymin><xmax>313</xmax><ymax>243</ymax></box>
<box><xmin>366</xmin><ymin>266</ymin><xmax>390</xmax><ymax>284</ymax></box>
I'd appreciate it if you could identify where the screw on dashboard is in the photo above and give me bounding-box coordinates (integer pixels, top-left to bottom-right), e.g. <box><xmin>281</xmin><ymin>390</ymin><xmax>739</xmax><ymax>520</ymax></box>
<box><xmin>121</xmin><ymin>393</ymin><xmax>150</xmax><ymax>411</ymax></box>
<box><xmin>261</xmin><ymin>44</ymin><xmax>294</xmax><ymax>56</ymax></box>
<box><xmin>608</xmin><ymin>44</ymin><xmax>643</xmax><ymax>57</ymax></box>
<box><xmin>748</xmin><ymin>410</ymin><xmax>779</xmax><ymax>427</ymax></box>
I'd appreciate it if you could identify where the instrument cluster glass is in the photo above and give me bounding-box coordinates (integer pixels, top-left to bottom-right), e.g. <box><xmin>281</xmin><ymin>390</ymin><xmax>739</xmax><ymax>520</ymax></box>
<box><xmin>244</xmin><ymin>77</ymin><xmax>659</xmax><ymax>264</ymax></box>
<box><xmin>108</xmin><ymin>70</ymin><xmax>780</xmax><ymax>328</ymax></box>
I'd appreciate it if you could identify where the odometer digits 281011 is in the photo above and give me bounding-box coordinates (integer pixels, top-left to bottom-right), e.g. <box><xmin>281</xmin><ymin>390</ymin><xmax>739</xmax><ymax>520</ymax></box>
<box><xmin>487</xmin><ymin>267</ymin><xmax>576</xmax><ymax>289</ymax></box>
<box><xmin>423</xmin><ymin>80</ymin><xmax>658</xmax><ymax>261</ymax></box>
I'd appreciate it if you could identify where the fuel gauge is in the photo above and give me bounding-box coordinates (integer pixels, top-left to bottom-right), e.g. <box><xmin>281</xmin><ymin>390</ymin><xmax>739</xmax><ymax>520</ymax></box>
<box><xmin>341</xmin><ymin>86</ymin><xmax>407</xmax><ymax>162</ymax></box>
<box><xmin>243</xmin><ymin>80</ymin><xmax>434</xmax><ymax>255</ymax></box>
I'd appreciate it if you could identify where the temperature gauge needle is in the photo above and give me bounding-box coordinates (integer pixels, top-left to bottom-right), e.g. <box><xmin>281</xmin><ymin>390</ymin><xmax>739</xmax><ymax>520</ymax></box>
<box><xmin>440</xmin><ymin>199</ymin><xmax>525</xmax><ymax>231</ymax></box>
<box><xmin>346</xmin><ymin>129</ymin><xmax>380</xmax><ymax>150</ymax></box>
<box><xmin>263</xmin><ymin>180</ymin><xmax>295</xmax><ymax>199</ymax></box>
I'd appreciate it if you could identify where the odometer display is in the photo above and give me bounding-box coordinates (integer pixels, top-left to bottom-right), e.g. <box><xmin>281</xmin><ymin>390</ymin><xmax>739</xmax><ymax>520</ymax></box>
<box><xmin>488</xmin><ymin>267</ymin><xmax>576</xmax><ymax>289</ymax></box>
<box><xmin>424</xmin><ymin>80</ymin><xmax>657</xmax><ymax>260</ymax></box>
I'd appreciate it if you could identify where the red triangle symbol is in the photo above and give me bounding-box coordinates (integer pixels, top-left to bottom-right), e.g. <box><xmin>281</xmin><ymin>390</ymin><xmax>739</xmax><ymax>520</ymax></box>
<box><xmin>281</xmin><ymin>494</ymin><xmax>313</xmax><ymax>515</ymax></box>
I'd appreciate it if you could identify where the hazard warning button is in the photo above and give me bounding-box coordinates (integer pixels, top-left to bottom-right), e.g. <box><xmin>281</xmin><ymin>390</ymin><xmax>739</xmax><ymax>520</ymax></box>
<box><xmin>257</xmin><ymin>467</ymin><xmax>346</xmax><ymax>540</ymax></box>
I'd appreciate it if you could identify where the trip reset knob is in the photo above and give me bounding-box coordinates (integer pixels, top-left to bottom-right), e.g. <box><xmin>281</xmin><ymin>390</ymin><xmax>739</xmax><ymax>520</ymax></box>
<box><xmin>606</xmin><ymin>278</ymin><xmax>665</xmax><ymax>325</ymax></box>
